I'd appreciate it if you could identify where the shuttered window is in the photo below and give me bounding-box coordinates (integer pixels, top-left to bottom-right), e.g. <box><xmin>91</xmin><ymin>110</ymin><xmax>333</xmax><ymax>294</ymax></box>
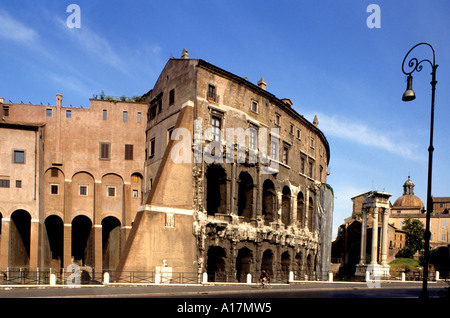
<box><xmin>125</xmin><ymin>144</ymin><xmax>133</xmax><ymax>160</ymax></box>
<box><xmin>100</xmin><ymin>142</ymin><xmax>111</xmax><ymax>160</ymax></box>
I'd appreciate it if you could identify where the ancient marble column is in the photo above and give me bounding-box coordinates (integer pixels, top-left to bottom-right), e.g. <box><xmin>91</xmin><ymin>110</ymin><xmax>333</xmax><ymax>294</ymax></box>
<box><xmin>359</xmin><ymin>208</ymin><xmax>367</xmax><ymax>265</ymax></box>
<box><xmin>380</xmin><ymin>209</ymin><xmax>389</xmax><ymax>266</ymax></box>
<box><xmin>370</xmin><ymin>208</ymin><xmax>379</xmax><ymax>265</ymax></box>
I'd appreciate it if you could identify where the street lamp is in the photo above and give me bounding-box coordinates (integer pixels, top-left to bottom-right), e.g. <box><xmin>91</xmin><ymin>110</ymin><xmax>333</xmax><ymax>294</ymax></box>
<box><xmin>401</xmin><ymin>42</ymin><xmax>438</xmax><ymax>298</ymax></box>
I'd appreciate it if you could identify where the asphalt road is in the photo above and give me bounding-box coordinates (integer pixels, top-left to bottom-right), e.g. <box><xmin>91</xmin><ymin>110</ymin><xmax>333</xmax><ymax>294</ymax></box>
<box><xmin>0</xmin><ymin>282</ymin><xmax>447</xmax><ymax>316</ymax></box>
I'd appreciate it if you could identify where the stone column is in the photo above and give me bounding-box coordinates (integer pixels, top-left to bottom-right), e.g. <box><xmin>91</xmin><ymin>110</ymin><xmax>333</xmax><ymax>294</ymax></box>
<box><xmin>370</xmin><ymin>208</ymin><xmax>379</xmax><ymax>264</ymax></box>
<box><xmin>380</xmin><ymin>209</ymin><xmax>389</xmax><ymax>266</ymax></box>
<box><xmin>359</xmin><ymin>209</ymin><xmax>367</xmax><ymax>265</ymax></box>
<box><xmin>0</xmin><ymin>218</ymin><xmax>10</xmax><ymax>268</ymax></box>
<box><xmin>29</xmin><ymin>219</ymin><xmax>40</xmax><ymax>268</ymax></box>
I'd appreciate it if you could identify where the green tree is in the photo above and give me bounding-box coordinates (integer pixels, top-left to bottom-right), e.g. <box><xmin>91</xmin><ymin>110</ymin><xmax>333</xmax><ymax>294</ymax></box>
<box><xmin>397</xmin><ymin>217</ymin><xmax>425</xmax><ymax>258</ymax></box>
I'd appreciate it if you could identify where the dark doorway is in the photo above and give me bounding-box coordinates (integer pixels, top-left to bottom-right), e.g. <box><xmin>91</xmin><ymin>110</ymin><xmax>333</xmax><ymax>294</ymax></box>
<box><xmin>102</xmin><ymin>216</ymin><xmax>121</xmax><ymax>272</ymax></box>
<box><xmin>71</xmin><ymin>215</ymin><xmax>92</xmax><ymax>265</ymax></box>
<box><xmin>10</xmin><ymin>210</ymin><xmax>31</xmax><ymax>267</ymax></box>
<box><xmin>236</xmin><ymin>247</ymin><xmax>252</xmax><ymax>282</ymax></box>
<box><xmin>237</xmin><ymin>172</ymin><xmax>253</xmax><ymax>221</ymax></box>
<box><xmin>205</xmin><ymin>164</ymin><xmax>227</xmax><ymax>216</ymax></box>
<box><xmin>45</xmin><ymin>215</ymin><xmax>64</xmax><ymax>268</ymax></box>
<box><xmin>262</xmin><ymin>180</ymin><xmax>276</xmax><ymax>225</ymax></box>
<box><xmin>207</xmin><ymin>246</ymin><xmax>227</xmax><ymax>282</ymax></box>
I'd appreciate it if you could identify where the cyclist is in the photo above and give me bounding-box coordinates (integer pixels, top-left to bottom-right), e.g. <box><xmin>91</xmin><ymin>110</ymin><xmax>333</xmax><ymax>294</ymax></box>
<box><xmin>259</xmin><ymin>270</ymin><xmax>270</xmax><ymax>288</ymax></box>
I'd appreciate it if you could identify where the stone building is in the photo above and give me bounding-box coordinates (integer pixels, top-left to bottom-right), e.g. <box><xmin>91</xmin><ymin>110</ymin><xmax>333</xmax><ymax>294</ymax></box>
<box><xmin>116</xmin><ymin>50</ymin><xmax>334</xmax><ymax>282</ymax></box>
<box><xmin>390</xmin><ymin>177</ymin><xmax>450</xmax><ymax>249</ymax></box>
<box><xmin>0</xmin><ymin>96</ymin><xmax>147</xmax><ymax>276</ymax></box>
<box><xmin>0</xmin><ymin>50</ymin><xmax>333</xmax><ymax>282</ymax></box>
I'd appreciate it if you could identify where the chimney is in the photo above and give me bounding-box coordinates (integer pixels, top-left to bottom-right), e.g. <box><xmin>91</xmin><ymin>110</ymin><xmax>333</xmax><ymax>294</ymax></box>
<box><xmin>313</xmin><ymin>115</ymin><xmax>319</xmax><ymax>127</ymax></box>
<box><xmin>257</xmin><ymin>77</ymin><xmax>267</xmax><ymax>90</ymax></box>
<box><xmin>281</xmin><ymin>98</ymin><xmax>293</xmax><ymax>107</ymax></box>
<box><xmin>181</xmin><ymin>48</ymin><xmax>189</xmax><ymax>59</ymax></box>
<box><xmin>56</xmin><ymin>93</ymin><xmax>62</xmax><ymax>108</ymax></box>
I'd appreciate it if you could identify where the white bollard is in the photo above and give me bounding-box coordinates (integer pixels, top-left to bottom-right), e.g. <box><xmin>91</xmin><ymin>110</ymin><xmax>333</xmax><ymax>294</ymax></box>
<box><xmin>155</xmin><ymin>273</ymin><xmax>161</xmax><ymax>284</ymax></box>
<box><xmin>246</xmin><ymin>273</ymin><xmax>252</xmax><ymax>284</ymax></box>
<box><xmin>202</xmin><ymin>272</ymin><xmax>208</xmax><ymax>284</ymax></box>
<box><xmin>401</xmin><ymin>272</ymin><xmax>405</xmax><ymax>282</ymax></box>
<box><xmin>50</xmin><ymin>273</ymin><xmax>56</xmax><ymax>286</ymax></box>
<box><xmin>365</xmin><ymin>271</ymin><xmax>370</xmax><ymax>282</ymax></box>
<box><xmin>328</xmin><ymin>272</ymin><xmax>333</xmax><ymax>282</ymax></box>
<box><xmin>103</xmin><ymin>272</ymin><xmax>110</xmax><ymax>284</ymax></box>
<box><xmin>288</xmin><ymin>271</ymin><xmax>294</xmax><ymax>283</ymax></box>
<box><xmin>435</xmin><ymin>271</ymin><xmax>440</xmax><ymax>281</ymax></box>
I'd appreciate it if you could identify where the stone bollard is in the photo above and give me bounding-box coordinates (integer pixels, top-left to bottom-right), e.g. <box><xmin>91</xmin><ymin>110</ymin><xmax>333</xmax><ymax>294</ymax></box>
<box><xmin>155</xmin><ymin>273</ymin><xmax>161</xmax><ymax>284</ymax></box>
<box><xmin>365</xmin><ymin>271</ymin><xmax>370</xmax><ymax>282</ymax></box>
<box><xmin>247</xmin><ymin>273</ymin><xmax>252</xmax><ymax>284</ymax></box>
<box><xmin>202</xmin><ymin>272</ymin><xmax>208</xmax><ymax>284</ymax></box>
<box><xmin>103</xmin><ymin>272</ymin><xmax>110</xmax><ymax>284</ymax></box>
<box><xmin>50</xmin><ymin>273</ymin><xmax>56</xmax><ymax>286</ymax></box>
<box><xmin>435</xmin><ymin>271</ymin><xmax>440</xmax><ymax>281</ymax></box>
<box><xmin>401</xmin><ymin>272</ymin><xmax>405</xmax><ymax>282</ymax></box>
<box><xmin>328</xmin><ymin>272</ymin><xmax>333</xmax><ymax>282</ymax></box>
<box><xmin>288</xmin><ymin>271</ymin><xmax>294</xmax><ymax>283</ymax></box>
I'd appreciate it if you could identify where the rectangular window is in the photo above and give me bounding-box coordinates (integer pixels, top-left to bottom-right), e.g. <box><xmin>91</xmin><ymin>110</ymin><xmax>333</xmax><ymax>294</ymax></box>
<box><xmin>251</xmin><ymin>100</ymin><xmax>258</xmax><ymax>113</ymax></box>
<box><xmin>103</xmin><ymin>109</ymin><xmax>107</xmax><ymax>120</ymax></box>
<box><xmin>270</xmin><ymin>140</ymin><xmax>278</xmax><ymax>160</ymax></box>
<box><xmin>282</xmin><ymin>147</ymin><xmax>289</xmax><ymax>165</ymax></box>
<box><xmin>99</xmin><ymin>142</ymin><xmax>111</xmax><ymax>160</ymax></box>
<box><xmin>150</xmin><ymin>138</ymin><xmax>155</xmax><ymax>157</ymax></box>
<box><xmin>310</xmin><ymin>137</ymin><xmax>315</xmax><ymax>149</ymax></box>
<box><xmin>137</xmin><ymin>112</ymin><xmax>141</xmax><ymax>123</ymax></box>
<box><xmin>51</xmin><ymin>184</ymin><xmax>58</xmax><ymax>194</ymax></box>
<box><xmin>13</xmin><ymin>150</ymin><xmax>25</xmax><ymax>164</ymax></box>
<box><xmin>275</xmin><ymin>114</ymin><xmax>280</xmax><ymax>126</ymax></box>
<box><xmin>66</xmin><ymin>110</ymin><xmax>72</xmax><ymax>118</ymax></box>
<box><xmin>300</xmin><ymin>156</ymin><xmax>305</xmax><ymax>174</ymax></box>
<box><xmin>51</xmin><ymin>168</ymin><xmax>58</xmax><ymax>177</ymax></box>
<box><xmin>3</xmin><ymin>106</ymin><xmax>9</xmax><ymax>116</ymax></box>
<box><xmin>108</xmin><ymin>187</ymin><xmax>116</xmax><ymax>197</ymax></box>
<box><xmin>297</xmin><ymin>129</ymin><xmax>301</xmax><ymax>139</ymax></box>
<box><xmin>169</xmin><ymin>89</ymin><xmax>175</xmax><ymax>105</ymax></box>
<box><xmin>123</xmin><ymin>111</ymin><xmax>128</xmax><ymax>122</ymax></box>
<box><xmin>249</xmin><ymin>128</ymin><xmax>257</xmax><ymax>150</ymax></box>
<box><xmin>46</xmin><ymin>108</ymin><xmax>52</xmax><ymax>117</ymax></box>
<box><xmin>133</xmin><ymin>189</ymin><xmax>138</xmax><ymax>198</ymax></box>
<box><xmin>309</xmin><ymin>161</ymin><xmax>314</xmax><ymax>178</ymax></box>
<box><xmin>211</xmin><ymin>116</ymin><xmax>221</xmax><ymax>142</ymax></box>
<box><xmin>290</xmin><ymin>124</ymin><xmax>294</xmax><ymax>135</ymax></box>
<box><xmin>207</xmin><ymin>85</ymin><xmax>216</xmax><ymax>102</ymax></box>
<box><xmin>442</xmin><ymin>220</ymin><xmax>447</xmax><ymax>228</ymax></box>
<box><xmin>125</xmin><ymin>144</ymin><xmax>133</xmax><ymax>160</ymax></box>
<box><xmin>15</xmin><ymin>180</ymin><xmax>22</xmax><ymax>188</ymax></box>
<box><xmin>79</xmin><ymin>185</ymin><xmax>87</xmax><ymax>196</ymax></box>
<box><xmin>0</xmin><ymin>179</ymin><xmax>10</xmax><ymax>188</ymax></box>
<box><xmin>150</xmin><ymin>105</ymin><xmax>157</xmax><ymax>119</ymax></box>
<box><xmin>132</xmin><ymin>175</ymin><xmax>139</xmax><ymax>183</ymax></box>
<box><xmin>167</xmin><ymin>127</ymin><xmax>174</xmax><ymax>142</ymax></box>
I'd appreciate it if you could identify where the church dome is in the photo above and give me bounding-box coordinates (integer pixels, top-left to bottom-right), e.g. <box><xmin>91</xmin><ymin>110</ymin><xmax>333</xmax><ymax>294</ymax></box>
<box><xmin>393</xmin><ymin>177</ymin><xmax>424</xmax><ymax>208</ymax></box>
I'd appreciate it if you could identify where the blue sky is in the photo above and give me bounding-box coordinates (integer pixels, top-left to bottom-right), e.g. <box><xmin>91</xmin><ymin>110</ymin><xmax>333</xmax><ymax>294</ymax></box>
<box><xmin>1</xmin><ymin>1</ymin><xmax>449</xmax><ymax>237</ymax></box>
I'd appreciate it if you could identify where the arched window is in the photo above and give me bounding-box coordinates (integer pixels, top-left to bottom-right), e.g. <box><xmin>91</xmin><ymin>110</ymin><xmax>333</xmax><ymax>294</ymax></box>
<box><xmin>237</xmin><ymin>172</ymin><xmax>253</xmax><ymax>220</ymax></box>
<box><xmin>262</xmin><ymin>180</ymin><xmax>276</xmax><ymax>225</ymax></box>
<box><xmin>281</xmin><ymin>186</ymin><xmax>291</xmax><ymax>226</ymax></box>
<box><xmin>205</xmin><ymin>164</ymin><xmax>227</xmax><ymax>216</ymax></box>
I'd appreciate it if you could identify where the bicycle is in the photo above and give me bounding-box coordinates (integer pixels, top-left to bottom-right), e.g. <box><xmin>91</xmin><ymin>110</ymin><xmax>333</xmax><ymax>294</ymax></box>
<box><xmin>259</xmin><ymin>277</ymin><xmax>272</xmax><ymax>289</ymax></box>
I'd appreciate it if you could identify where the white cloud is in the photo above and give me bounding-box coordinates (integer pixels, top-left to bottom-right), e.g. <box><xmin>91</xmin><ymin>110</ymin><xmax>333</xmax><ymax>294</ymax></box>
<box><xmin>0</xmin><ymin>9</ymin><xmax>38</xmax><ymax>43</ymax></box>
<box><xmin>310</xmin><ymin>112</ymin><xmax>425</xmax><ymax>162</ymax></box>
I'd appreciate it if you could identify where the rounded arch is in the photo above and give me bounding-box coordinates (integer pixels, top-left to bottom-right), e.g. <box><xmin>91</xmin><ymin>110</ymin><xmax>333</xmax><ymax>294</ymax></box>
<box><xmin>71</xmin><ymin>170</ymin><xmax>96</xmax><ymax>182</ymax></box>
<box><xmin>10</xmin><ymin>209</ymin><xmax>32</xmax><ymax>267</ymax></box>
<box><xmin>44</xmin><ymin>214</ymin><xmax>64</xmax><ymax>268</ymax></box>
<box><xmin>261</xmin><ymin>249</ymin><xmax>274</xmax><ymax>276</ymax></box>
<box><xmin>206</xmin><ymin>246</ymin><xmax>227</xmax><ymax>282</ymax></box>
<box><xmin>237</xmin><ymin>171</ymin><xmax>253</xmax><ymax>220</ymax></box>
<box><xmin>297</xmin><ymin>191</ymin><xmax>305</xmax><ymax>227</ymax></box>
<box><xmin>308</xmin><ymin>195</ymin><xmax>315</xmax><ymax>232</ymax></box>
<box><xmin>281</xmin><ymin>251</ymin><xmax>291</xmax><ymax>281</ymax></box>
<box><xmin>71</xmin><ymin>215</ymin><xmax>92</xmax><ymax>265</ymax></box>
<box><xmin>236</xmin><ymin>247</ymin><xmax>253</xmax><ymax>282</ymax></box>
<box><xmin>262</xmin><ymin>179</ymin><xmax>276</xmax><ymax>225</ymax></box>
<box><xmin>281</xmin><ymin>186</ymin><xmax>291</xmax><ymax>226</ymax></box>
<box><xmin>44</xmin><ymin>167</ymin><xmax>65</xmax><ymax>178</ymax></box>
<box><xmin>102</xmin><ymin>216</ymin><xmax>121</xmax><ymax>272</ymax></box>
<box><xmin>205</xmin><ymin>164</ymin><xmax>227</xmax><ymax>216</ymax></box>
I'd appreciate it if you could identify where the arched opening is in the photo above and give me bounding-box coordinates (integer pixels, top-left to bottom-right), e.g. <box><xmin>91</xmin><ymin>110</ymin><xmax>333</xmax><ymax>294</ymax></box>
<box><xmin>71</xmin><ymin>215</ymin><xmax>92</xmax><ymax>265</ymax></box>
<box><xmin>281</xmin><ymin>251</ymin><xmax>291</xmax><ymax>281</ymax></box>
<box><xmin>281</xmin><ymin>186</ymin><xmax>291</xmax><ymax>226</ymax></box>
<box><xmin>237</xmin><ymin>172</ymin><xmax>253</xmax><ymax>221</ymax></box>
<box><xmin>236</xmin><ymin>247</ymin><xmax>252</xmax><ymax>282</ymax></box>
<box><xmin>10</xmin><ymin>210</ymin><xmax>31</xmax><ymax>267</ymax></box>
<box><xmin>294</xmin><ymin>252</ymin><xmax>303</xmax><ymax>279</ymax></box>
<box><xmin>297</xmin><ymin>192</ymin><xmax>305</xmax><ymax>227</ymax></box>
<box><xmin>306</xmin><ymin>253</ymin><xmax>315</xmax><ymax>279</ymax></box>
<box><xmin>261</xmin><ymin>249</ymin><xmax>273</xmax><ymax>277</ymax></box>
<box><xmin>102</xmin><ymin>216</ymin><xmax>121</xmax><ymax>272</ymax></box>
<box><xmin>44</xmin><ymin>215</ymin><xmax>63</xmax><ymax>269</ymax></box>
<box><xmin>205</xmin><ymin>164</ymin><xmax>227</xmax><ymax>216</ymax></box>
<box><xmin>207</xmin><ymin>246</ymin><xmax>227</xmax><ymax>282</ymax></box>
<box><xmin>262</xmin><ymin>180</ymin><xmax>276</xmax><ymax>225</ymax></box>
<box><xmin>308</xmin><ymin>196</ymin><xmax>315</xmax><ymax>232</ymax></box>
